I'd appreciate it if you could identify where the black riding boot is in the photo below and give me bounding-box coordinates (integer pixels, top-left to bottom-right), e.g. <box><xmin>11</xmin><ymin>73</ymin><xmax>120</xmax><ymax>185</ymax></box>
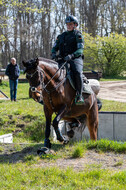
<box><xmin>74</xmin><ymin>73</ymin><xmax>84</xmax><ymax>105</ymax></box>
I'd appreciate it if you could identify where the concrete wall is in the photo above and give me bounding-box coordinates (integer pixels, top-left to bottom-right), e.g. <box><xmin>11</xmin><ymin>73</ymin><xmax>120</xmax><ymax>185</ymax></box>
<box><xmin>98</xmin><ymin>112</ymin><xmax>126</xmax><ymax>141</ymax></box>
<box><xmin>53</xmin><ymin>112</ymin><xmax>126</xmax><ymax>142</ymax></box>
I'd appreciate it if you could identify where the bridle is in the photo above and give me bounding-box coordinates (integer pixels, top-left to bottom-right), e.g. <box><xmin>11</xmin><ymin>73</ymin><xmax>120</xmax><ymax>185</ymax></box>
<box><xmin>25</xmin><ymin>61</ymin><xmax>67</xmax><ymax>109</ymax></box>
<box><xmin>26</xmin><ymin>66</ymin><xmax>44</xmax><ymax>95</ymax></box>
<box><xmin>26</xmin><ymin>70</ymin><xmax>38</xmax><ymax>78</ymax></box>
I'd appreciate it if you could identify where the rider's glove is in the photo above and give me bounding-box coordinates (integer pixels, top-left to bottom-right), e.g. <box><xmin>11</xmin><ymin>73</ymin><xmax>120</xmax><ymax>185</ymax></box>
<box><xmin>51</xmin><ymin>53</ymin><xmax>57</xmax><ymax>60</ymax></box>
<box><xmin>64</xmin><ymin>54</ymin><xmax>74</xmax><ymax>61</ymax></box>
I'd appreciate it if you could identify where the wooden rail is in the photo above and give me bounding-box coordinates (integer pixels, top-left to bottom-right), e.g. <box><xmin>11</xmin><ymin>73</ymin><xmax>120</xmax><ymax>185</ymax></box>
<box><xmin>83</xmin><ymin>71</ymin><xmax>102</xmax><ymax>80</ymax></box>
<box><xmin>0</xmin><ymin>71</ymin><xmax>5</xmax><ymax>79</ymax></box>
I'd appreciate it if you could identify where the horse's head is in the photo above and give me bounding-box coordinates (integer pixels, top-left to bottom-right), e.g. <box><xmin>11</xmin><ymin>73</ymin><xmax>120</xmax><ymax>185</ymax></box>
<box><xmin>23</xmin><ymin>58</ymin><xmax>39</xmax><ymax>74</ymax></box>
<box><xmin>22</xmin><ymin>58</ymin><xmax>43</xmax><ymax>103</ymax></box>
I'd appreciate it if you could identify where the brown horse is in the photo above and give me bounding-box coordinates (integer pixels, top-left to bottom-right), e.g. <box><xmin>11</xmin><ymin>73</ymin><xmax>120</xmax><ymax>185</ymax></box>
<box><xmin>23</xmin><ymin>57</ymin><xmax>102</xmax><ymax>148</ymax></box>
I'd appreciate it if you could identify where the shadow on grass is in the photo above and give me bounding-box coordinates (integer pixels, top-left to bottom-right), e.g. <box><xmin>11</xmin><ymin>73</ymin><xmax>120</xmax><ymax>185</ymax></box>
<box><xmin>0</xmin><ymin>143</ymin><xmax>64</xmax><ymax>163</ymax></box>
<box><xmin>18</xmin><ymin>97</ymin><xmax>30</xmax><ymax>100</ymax></box>
<box><xmin>0</xmin><ymin>100</ymin><xmax>10</xmax><ymax>103</ymax></box>
<box><xmin>0</xmin><ymin>97</ymin><xmax>30</xmax><ymax>103</ymax></box>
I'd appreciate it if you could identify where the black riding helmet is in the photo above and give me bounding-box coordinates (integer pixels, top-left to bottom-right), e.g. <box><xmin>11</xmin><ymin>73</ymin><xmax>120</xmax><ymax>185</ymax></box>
<box><xmin>65</xmin><ymin>15</ymin><xmax>78</xmax><ymax>26</ymax></box>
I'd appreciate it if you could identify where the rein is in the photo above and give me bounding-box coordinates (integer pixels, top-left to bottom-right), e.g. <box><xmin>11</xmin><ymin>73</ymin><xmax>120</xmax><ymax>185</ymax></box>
<box><xmin>43</xmin><ymin>61</ymin><xmax>67</xmax><ymax>90</ymax></box>
<box><xmin>40</xmin><ymin>61</ymin><xmax>67</xmax><ymax>110</ymax></box>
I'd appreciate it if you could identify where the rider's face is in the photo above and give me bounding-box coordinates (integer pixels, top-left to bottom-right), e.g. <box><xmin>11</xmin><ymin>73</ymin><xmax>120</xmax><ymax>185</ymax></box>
<box><xmin>66</xmin><ymin>22</ymin><xmax>75</xmax><ymax>31</ymax></box>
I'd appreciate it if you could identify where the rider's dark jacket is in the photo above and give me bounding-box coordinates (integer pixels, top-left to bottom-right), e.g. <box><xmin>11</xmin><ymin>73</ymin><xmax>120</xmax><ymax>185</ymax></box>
<box><xmin>51</xmin><ymin>29</ymin><xmax>84</xmax><ymax>58</ymax></box>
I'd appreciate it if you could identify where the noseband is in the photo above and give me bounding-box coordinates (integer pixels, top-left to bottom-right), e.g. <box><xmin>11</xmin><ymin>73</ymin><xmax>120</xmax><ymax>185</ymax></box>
<box><xmin>26</xmin><ymin>70</ymin><xmax>38</xmax><ymax>78</ymax></box>
<box><xmin>26</xmin><ymin>66</ymin><xmax>44</xmax><ymax>94</ymax></box>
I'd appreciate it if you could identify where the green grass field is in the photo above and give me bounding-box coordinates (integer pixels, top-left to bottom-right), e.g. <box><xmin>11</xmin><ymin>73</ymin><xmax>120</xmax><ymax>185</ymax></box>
<box><xmin>0</xmin><ymin>162</ymin><xmax>125</xmax><ymax>190</ymax></box>
<box><xmin>0</xmin><ymin>79</ymin><xmax>126</xmax><ymax>190</ymax></box>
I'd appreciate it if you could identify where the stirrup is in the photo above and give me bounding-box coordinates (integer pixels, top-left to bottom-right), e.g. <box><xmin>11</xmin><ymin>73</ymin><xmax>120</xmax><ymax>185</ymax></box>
<box><xmin>75</xmin><ymin>94</ymin><xmax>84</xmax><ymax>105</ymax></box>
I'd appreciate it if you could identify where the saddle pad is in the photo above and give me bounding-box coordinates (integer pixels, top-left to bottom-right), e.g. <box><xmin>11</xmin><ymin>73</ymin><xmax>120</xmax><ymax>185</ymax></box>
<box><xmin>67</xmin><ymin>74</ymin><xmax>93</xmax><ymax>94</ymax></box>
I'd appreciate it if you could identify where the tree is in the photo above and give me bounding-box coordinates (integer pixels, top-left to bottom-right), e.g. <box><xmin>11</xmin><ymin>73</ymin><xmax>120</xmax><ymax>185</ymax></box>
<box><xmin>84</xmin><ymin>32</ymin><xmax>126</xmax><ymax>76</ymax></box>
<box><xmin>0</xmin><ymin>0</ymin><xmax>126</xmax><ymax>71</ymax></box>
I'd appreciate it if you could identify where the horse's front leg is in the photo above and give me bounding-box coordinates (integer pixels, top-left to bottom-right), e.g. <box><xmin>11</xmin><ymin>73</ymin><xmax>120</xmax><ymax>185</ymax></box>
<box><xmin>53</xmin><ymin>105</ymin><xmax>68</xmax><ymax>143</ymax></box>
<box><xmin>44</xmin><ymin>106</ymin><xmax>52</xmax><ymax>148</ymax></box>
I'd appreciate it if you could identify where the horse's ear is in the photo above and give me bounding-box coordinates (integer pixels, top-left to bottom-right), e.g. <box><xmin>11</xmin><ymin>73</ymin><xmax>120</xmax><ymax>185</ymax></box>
<box><xmin>22</xmin><ymin>60</ymin><xmax>26</xmax><ymax>67</ymax></box>
<box><xmin>36</xmin><ymin>58</ymin><xmax>39</xmax><ymax>66</ymax></box>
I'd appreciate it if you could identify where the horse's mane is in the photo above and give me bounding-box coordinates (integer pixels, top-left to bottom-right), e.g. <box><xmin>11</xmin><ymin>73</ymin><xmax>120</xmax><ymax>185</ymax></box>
<box><xmin>38</xmin><ymin>57</ymin><xmax>58</xmax><ymax>66</ymax></box>
<box><xmin>38</xmin><ymin>57</ymin><xmax>59</xmax><ymax>72</ymax></box>
<box><xmin>38</xmin><ymin>57</ymin><xmax>64</xmax><ymax>79</ymax></box>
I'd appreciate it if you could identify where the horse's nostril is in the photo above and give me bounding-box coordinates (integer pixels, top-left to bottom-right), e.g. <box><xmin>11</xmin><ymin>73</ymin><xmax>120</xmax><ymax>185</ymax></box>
<box><xmin>31</xmin><ymin>87</ymin><xmax>36</xmax><ymax>92</ymax></box>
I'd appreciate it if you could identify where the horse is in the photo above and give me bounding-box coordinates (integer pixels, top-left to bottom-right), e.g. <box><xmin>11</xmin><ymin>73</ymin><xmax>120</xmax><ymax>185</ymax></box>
<box><xmin>23</xmin><ymin>57</ymin><xmax>102</xmax><ymax>149</ymax></box>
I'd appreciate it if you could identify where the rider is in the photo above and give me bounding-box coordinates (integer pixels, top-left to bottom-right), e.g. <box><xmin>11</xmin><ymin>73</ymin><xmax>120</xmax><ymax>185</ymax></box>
<box><xmin>51</xmin><ymin>15</ymin><xmax>84</xmax><ymax>104</ymax></box>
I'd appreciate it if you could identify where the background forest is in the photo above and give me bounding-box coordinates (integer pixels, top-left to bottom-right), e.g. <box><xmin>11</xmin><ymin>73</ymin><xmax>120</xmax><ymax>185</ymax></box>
<box><xmin>0</xmin><ymin>0</ymin><xmax>126</xmax><ymax>76</ymax></box>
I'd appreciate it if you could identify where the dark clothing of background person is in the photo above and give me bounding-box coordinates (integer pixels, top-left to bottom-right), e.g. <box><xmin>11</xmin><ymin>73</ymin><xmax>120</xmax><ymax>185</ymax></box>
<box><xmin>5</xmin><ymin>60</ymin><xmax>20</xmax><ymax>101</ymax></box>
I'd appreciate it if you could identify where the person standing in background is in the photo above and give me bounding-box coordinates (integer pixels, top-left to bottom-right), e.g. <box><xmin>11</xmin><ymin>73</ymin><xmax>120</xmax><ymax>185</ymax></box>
<box><xmin>5</xmin><ymin>58</ymin><xmax>20</xmax><ymax>101</ymax></box>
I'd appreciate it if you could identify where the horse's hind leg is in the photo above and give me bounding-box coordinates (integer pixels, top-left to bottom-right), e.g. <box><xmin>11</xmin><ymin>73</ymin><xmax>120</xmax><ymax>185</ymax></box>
<box><xmin>87</xmin><ymin>103</ymin><xmax>99</xmax><ymax>140</ymax></box>
<box><xmin>53</xmin><ymin>105</ymin><xmax>68</xmax><ymax>142</ymax></box>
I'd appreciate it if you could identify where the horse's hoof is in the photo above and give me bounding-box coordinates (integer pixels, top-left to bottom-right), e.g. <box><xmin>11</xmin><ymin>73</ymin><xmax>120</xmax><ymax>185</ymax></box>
<box><xmin>57</xmin><ymin>136</ymin><xmax>64</xmax><ymax>142</ymax></box>
<box><xmin>63</xmin><ymin>135</ymin><xmax>69</xmax><ymax>144</ymax></box>
<box><xmin>67</xmin><ymin>129</ymin><xmax>74</xmax><ymax>138</ymax></box>
<box><xmin>37</xmin><ymin>147</ymin><xmax>50</xmax><ymax>156</ymax></box>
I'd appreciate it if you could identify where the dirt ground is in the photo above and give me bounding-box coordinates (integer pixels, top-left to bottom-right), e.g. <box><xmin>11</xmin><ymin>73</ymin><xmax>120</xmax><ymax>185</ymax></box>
<box><xmin>98</xmin><ymin>80</ymin><xmax>126</xmax><ymax>102</ymax></box>
<box><xmin>0</xmin><ymin>144</ymin><xmax>126</xmax><ymax>171</ymax></box>
<box><xmin>36</xmin><ymin>150</ymin><xmax>126</xmax><ymax>171</ymax></box>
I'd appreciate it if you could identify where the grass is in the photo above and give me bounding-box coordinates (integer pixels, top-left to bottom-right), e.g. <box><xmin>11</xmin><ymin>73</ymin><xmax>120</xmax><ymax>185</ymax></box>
<box><xmin>100</xmin><ymin>99</ymin><xmax>126</xmax><ymax>112</ymax></box>
<box><xmin>72</xmin><ymin>145</ymin><xmax>84</xmax><ymax>158</ymax></box>
<box><xmin>0</xmin><ymin>80</ymin><xmax>46</xmax><ymax>143</ymax></box>
<box><xmin>0</xmin><ymin>139</ymin><xmax>126</xmax><ymax>190</ymax></box>
<box><xmin>84</xmin><ymin>139</ymin><xmax>126</xmax><ymax>153</ymax></box>
<box><xmin>0</xmin><ymin>78</ymin><xmax>126</xmax><ymax>189</ymax></box>
<box><xmin>100</xmin><ymin>75</ymin><xmax>126</xmax><ymax>81</ymax></box>
<box><xmin>0</xmin><ymin>162</ymin><xmax>126</xmax><ymax>190</ymax></box>
<box><xmin>0</xmin><ymin>141</ymin><xmax>126</xmax><ymax>190</ymax></box>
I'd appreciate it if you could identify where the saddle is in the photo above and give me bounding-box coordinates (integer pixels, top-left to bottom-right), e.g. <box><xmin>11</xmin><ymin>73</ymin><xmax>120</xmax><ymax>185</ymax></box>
<box><xmin>67</xmin><ymin>71</ymin><xmax>93</xmax><ymax>94</ymax></box>
<box><xmin>58</xmin><ymin>60</ymin><xmax>93</xmax><ymax>95</ymax></box>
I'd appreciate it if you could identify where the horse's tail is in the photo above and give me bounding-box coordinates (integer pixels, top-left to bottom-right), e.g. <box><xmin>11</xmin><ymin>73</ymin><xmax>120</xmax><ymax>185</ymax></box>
<box><xmin>97</xmin><ymin>98</ymin><xmax>102</xmax><ymax>111</ymax></box>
